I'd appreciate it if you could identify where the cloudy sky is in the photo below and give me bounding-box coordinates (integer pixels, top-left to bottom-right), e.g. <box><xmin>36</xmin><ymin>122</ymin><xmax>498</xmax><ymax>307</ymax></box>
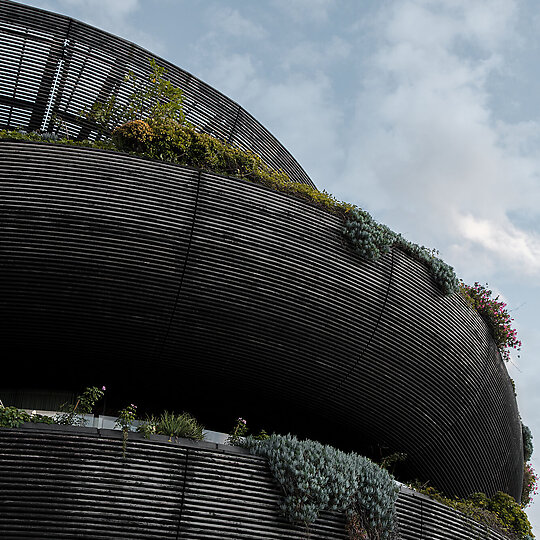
<box><xmin>15</xmin><ymin>0</ymin><xmax>540</xmax><ymax>533</ymax></box>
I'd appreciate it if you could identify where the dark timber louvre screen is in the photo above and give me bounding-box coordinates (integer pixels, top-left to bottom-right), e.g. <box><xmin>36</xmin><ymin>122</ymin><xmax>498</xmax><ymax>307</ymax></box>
<box><xmin>0</xmin><ymin>427</ymin><xmax>513</xmax><ymax>540</ymax></box>
<box><xmin>0</xmin><ymin>0</ymin><xmax>315</xmax><ymax>187</ymax></box>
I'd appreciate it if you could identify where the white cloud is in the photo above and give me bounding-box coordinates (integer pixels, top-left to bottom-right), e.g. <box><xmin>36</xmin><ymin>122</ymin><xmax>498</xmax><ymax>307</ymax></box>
<box><xmin>254</xmin><ymin>74</ymin><xmax>345</xmax><ymax>183</ymax></box>
<box><xmin>338</xmin><ymin>0</ymin><xmax>540</xmax><ymax>279</ymax></box>
<box><xmin>207</xmin><ymin>7</ymin><xmax>268</xmax><ymax>40</ymax></box>
<box><xmin>457</xmin><ymin>214</ymin><xmax>540</xmax><ymax>273</ymax></box>
<box><xmin>60</xmin><ymin>0</ymin><xmax>139</xmax><ymax>19</ymax></box>
<box><xmin>382</xmin><ymin>0</ymin><xmax>516</xmax><ymax>51</ymax></box>
<box><xmin>189</xmin><ymin>3</ymin><xmax>346</xmax><ymax>186</ymax></box>
<box><xmin>282</xmin><ymin>36</ymin><xmax>351</xmax><ymax>70</ymax></box>
<box><xmin>196</xmin><ymin>48</ymin><xmax>345</xmax><ymax>185</ymax></box>
<box><xmin>201</xmin><ymin>53</ymin><xmax>261</xmax><ymax>104</ymax></box>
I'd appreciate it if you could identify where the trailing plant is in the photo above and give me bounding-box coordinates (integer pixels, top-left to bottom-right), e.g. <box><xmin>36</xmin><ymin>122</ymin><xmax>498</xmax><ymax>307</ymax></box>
<box><xmin>55</xmin><ymin>386</ymin><xmax>105</xmax><ymax>426</ymax></box>
<box><xmin>115</xmin><ymin>403</ymin><xmax>137</xmax><ymax>459</ymax></box>
<box><xmin>460</xmin><ymin>282</ymin><xmax>521</xmax><ymax>362</ymax></box>
<box><xmin>411</xmin><ymin>483</ymin><xmax>534</xmax><ymax>539</ymax></box>
<box><xmin>522</xmin><ymin>463</ymin><xmax>538</xmax><ymax>508</ymax></box>
<box><xmin>522</xmin><ymin>424</ymin><xmax>534</xmax><ymax>462</ymax></box>
<box><xmin>468</xmin><ymin>491</ymin><xmax>534</xmax><ymax>539</ymax></box>
<box><xmin>342</xmin><ymin>208</ymin><xmax>395</xmax><ymax>261</ymax></box>
<box><xmin>511</xmin><ymin>378</ymin><xmax>517</xmax><ymax>397</ymax></box>
<box><xmin>342</xmin><ymin>210</ymin><xmax>459</xmax><ymax>295</ymax></box>
<box><xmin>0</xmin><ymin>406</ymin><xmax>54</xmax><ymax>428</ymax></box>
<box><xmin>246</xmin><ymin>434</ymin><xmax>398</xmax><ymax>539</ymax></box>
<box><xmin>393</xmin><ymin>235</ymin><xmax>460</xmax><ymax>295</ymax></box>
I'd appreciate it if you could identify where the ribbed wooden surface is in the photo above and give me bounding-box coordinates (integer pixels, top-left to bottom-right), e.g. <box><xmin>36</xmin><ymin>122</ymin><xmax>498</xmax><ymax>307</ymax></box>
<box><xmin>396</xmin><ymin>487</ymin><xmax>509</xmax><ymax>540</ymax></box>
<box><xmin>0</xmin><ymin>141</ymin><xmax>523</xmax><ymax>500</ymax></box>
<box><xmin>0</xmin><ymin>426</ymin><xmax>510</xmax><ymax>539</ymax></box>
<box><xmin>0</xmin><ymin>0</ymin><xmax>314</xmax><ymax>187</ymax></box>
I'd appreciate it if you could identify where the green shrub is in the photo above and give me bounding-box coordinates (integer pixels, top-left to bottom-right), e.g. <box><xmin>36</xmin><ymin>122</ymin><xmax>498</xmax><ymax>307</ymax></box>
<box><xmin>246</xmin><ymin>434</ymin><xmax>398</xmax><ymax>538</ymax></box>
<box><xmin>468</xmin><ymin>491</ymin><xmax>534</xmax><ymax>538</ymax></box>
<box><xmin>55</xmin><ymin>386</ymin><xmax>105</xmax><ymax>426</ymax></box>
<box><xmin>0</xmin><ymin>406</ymin><xmax>31</xmax><ymax>428</ymax></box>
<box><xmin>81</xmin><ymin>58</ymin><xmax>185</xmax><ymax>137</ymax></box>
<box><xmin>412</xmin><ymin>483</ymin><xmax>534</xmax><ymax>539</ymax></box>
<box><xmin>522</xmin><ymin>424</ymin><xmax>534</xmax><ymax>462</ymax></box>
<box><xmin>111</xmin><ymin>119</ymin><xmax>154</xmax><ymax>153</ymax></box>
<box><xmin>112</xmin><ymin>120</ymin><xmax>292</xmax><ymax>185</ymax></box>
<box><xmin>115</xmin><ymin>403</ymin><xmax>138</xmax><ymax>458</ymax></box>
<box><xmin>0</xmin><ymin>406</ymin><xmax>53</xmax><ymax>428</ymax></box>
<box><xmin>152</xmin><ymin>411</ymin><xmax>204</xmax><ymax>441</ymax></box>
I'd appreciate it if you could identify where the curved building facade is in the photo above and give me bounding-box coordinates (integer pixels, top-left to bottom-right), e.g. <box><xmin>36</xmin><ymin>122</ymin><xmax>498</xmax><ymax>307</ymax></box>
<box><xmin>0</xmin><ymin>0</ymin><xmax>526</xmax><ymax>537</ymax></box>
<box><xmin>0</xmin><ymin>140</ymin><xmax>523</xmax><ymax>501</ymax></box>
<box><xmin>0</xmin><ymin>0</ymin><xmax>313</xmax><ymax>186</ymax></box>
<box><xmin>0</xmin><ymin>425</ymin><xmax>511</xmax><ymax>540</ymax></box>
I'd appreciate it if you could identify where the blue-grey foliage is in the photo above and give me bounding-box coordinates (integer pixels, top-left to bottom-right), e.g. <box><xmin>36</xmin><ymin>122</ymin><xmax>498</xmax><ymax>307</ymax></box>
<box><xmin>17</xmin><ymin>129</ymin><xmax>59</xmax><ymax>141</ymax></box>
<box><xmin>522</xmin><ymin>423</ymin><xmax>534</xmax><ymax>462</ymax></box>
<box><xmin>246</xmin><ymin>433</ymin><xmax>398</xmax><ymax>538</ymax></box>
<box><xmin>342</xmin><ymin>209</ymin><xmax>395</xmax><ymax>261</ymax></box>
<box><xmin>393</xmin><ymin>235</ymin><xmax>459</xmax><ymax>295</ymax></box>
<box><xmin>342</xmin><ymin>209</ymin><xmax>459</xmax><ymax>295</ymax></box>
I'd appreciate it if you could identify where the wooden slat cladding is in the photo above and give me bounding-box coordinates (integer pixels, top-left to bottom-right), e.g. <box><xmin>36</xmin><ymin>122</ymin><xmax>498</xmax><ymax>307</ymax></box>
<box><xmin>0</xmin><ymin>427</ymin><xmax>510</xmax><ymax>540</ymax></box>
<box><xmin>0</xmin><ymin>141</ymin><xmax>523</xmax><ymax>501</ymax></box>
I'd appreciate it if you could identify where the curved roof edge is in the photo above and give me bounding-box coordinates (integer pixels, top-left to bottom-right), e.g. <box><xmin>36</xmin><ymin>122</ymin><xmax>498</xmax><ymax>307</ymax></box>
<box><xmin>0</xmin><ymin>0</ymin><xmax>315</xmax><ymax>187</ymax></box>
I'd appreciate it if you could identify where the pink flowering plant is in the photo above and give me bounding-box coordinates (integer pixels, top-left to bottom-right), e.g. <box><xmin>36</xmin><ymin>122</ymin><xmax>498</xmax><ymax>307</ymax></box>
<box><xmin>460</xmin><ymin>282</ymin><xmax>521</xmax><ymax>362</ymax></box>
<box><xmin>226</xmin><ymin>417</ymin><xmax>270</xmax><ymax>446</ymax></box>
<box><xmin>227</xmin><ymin>417</ymin><xmax>248</xmax><ymax>446</ymax></box>
<box><xmin>521</xmin><ymin>463</ymin><xmax>538</xmax><ymax>508</ymax></box>
<box><xmin>522</xmin><ymin>463</ymin><xmax>539</xmax><ymax>508</ymax></box>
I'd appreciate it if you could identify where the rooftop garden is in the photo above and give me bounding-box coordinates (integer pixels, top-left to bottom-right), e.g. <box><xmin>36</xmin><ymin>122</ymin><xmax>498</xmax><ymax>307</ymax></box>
<box><xmin>0</xmin><ymin>385</ymin><xmax>534</xmax><ymax>539</ymax></box>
